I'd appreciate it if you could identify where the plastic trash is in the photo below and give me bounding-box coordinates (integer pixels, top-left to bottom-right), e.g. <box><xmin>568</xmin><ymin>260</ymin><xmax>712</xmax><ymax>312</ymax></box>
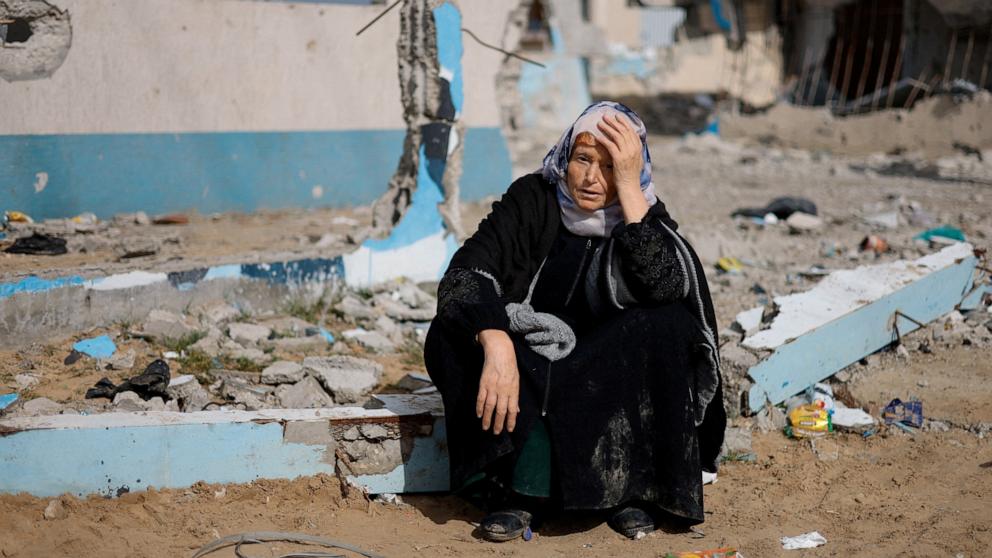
<box><xmin>882</xmin><ymin>398</ymin><xmax>923</xmax><ymax>428</ymax></box>
<box><xmin>832</xmin><ymin>405</ymin><xmax>876</xmax><ymax>431</ymax></box>
<box><xmin>717</xmin><ymin>257</ymin><xmax>744</xmax><ymax>274</ymax></box>
<box><xmin>4</xmin><ymin>233</ymin><xmax>68</xmax><ymax>256</ymax></box>
<box><xmin>914</xmin><ymin>226</ymin><xmax>965</xmax><ymax>244</ymax></box>
<box><xmin>5</xmin><ymin>210</ymin><xmax>33</xmax><ymax>223</ymax></box>
<box><xmin>781</xmin><ymin>531</ymin><xmax>826</xmax><ymax>550</ymax></box>
<box><xmin>786</xmin><ymin>403</ymin><xmax>833</xmax><ymax>438</ymax></box>
<box><xmin>664</xmin><ymin>549</ymin><xmax>740</xmax><ymax>558</ymax></box>
<box><xmin>0</xmin><ymin>393</ymin><xmax>18</xmax><ymax>410</ymax></box>
<box><xmin>732</xmin><ymin>196</ymin><xmax>818</xmax><ymax>219</ymax></box>
<box><xmin>859</xmin><ymin>234</ymin><xmax>888</xmax><ymax>254</ymax></box>
<box><xmin>319</xmin><ymin>327</ymin><xmax>335</xmax><ymax>343</ymax></box>
<box><xmin>72</xmin><ymin>335</ymin><xmax>117</xmax><ymax>359</ymax></box>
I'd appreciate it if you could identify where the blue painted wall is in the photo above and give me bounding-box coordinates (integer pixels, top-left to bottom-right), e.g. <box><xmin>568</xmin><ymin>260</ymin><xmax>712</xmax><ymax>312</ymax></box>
<box><xmin>0</xmin><ymin>127</ymin><xmax>512</xmax><ymax>220</ymax></box>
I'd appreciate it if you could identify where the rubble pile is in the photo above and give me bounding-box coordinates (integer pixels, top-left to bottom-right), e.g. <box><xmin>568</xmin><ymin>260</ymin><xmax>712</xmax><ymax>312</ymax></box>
<box><xmin>0</xmin><ymin>278</ymin><xmax>439</xmax><ymax>417</ymax></box>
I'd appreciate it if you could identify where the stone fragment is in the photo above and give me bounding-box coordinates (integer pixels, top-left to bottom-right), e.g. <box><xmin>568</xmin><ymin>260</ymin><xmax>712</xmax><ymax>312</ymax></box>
<box><xmin>43</xmin><ymin>500</ymin><xmax>67</xmax><ymax>520</ymax></box>
<box><xmin>811</xmin><ymin>437</ymin><xmax>839</xmax><ymax>461</ymax></box>
<box><xmin>863</xmin><ymin>211</ymin><xmax>899</xmax><ymax>229</ymax></box>
<box><xmin>352</xmin><ymin>331</ymin><xmax>396</xmax><ymax>354</ymax></box>
<box><xmin>342</xmin><ymin>426</ymin><xmax>361</xmax><ymax>441</ymax></box>
<box><xmin>198</xmin><ymin>302</ymin><xmax>241</xmax><ymax>325</ymax></box>
<box><xmin>304</xmin><ymin>356</ymin><xmax>383</xmax><ymax>404</ymax></box>
<box><xmin>220</xmin><ymin>378</ymin><xmax>272</xmax><ymax>411</ymax></box>
<box><xmin>755</xmin><ymin>405</ymin><xmax>787</xmax><ymax>433</ymax></box>
<box><xmin>394</xmin><ymin>283</ymin><xmax>436</xmax><ymax>310</ymax></box>
<box><xmin>720</xmin><ymin>343</ymin><xmax>758</xmax><ymax>370</ymax></box>
<box><xmin>721</xmin><ymin>426</ymin><xmax>753</xmax><ymax>457</ymax></box>
<box><xmin>261</xmin><ymin>361</ymin><xmax>305</xmax><ymax>385</ymax></box>
<box><xmin>272</xmin><ymin>336</ymin><xmax>327</xmax><ymax>353</ymax></box>
<box><xmin>395</xmin><ymin>372</ymin><xmax>432</xmax><ymax>392</ymax></box>
<box><xmin>373</xmin><ymin>293</ymin><xmax>435</xmax><ymax>322</ymax></box>
<box><xmin>260</xmin><ymin>317</ymin><xmax>316</xmax><ymax>338</ymax></box>
<box><xmin>225</xmin><ymin>346</ymin><xmax>273</xmax><ymax>366</ymax></box>
<box><xmin>786</xmin><ymin>212</ymin><xmax>823</xmax><ymax>232</ymax></box>
<box><xmin>165</xmin><ymin>399</ymin><xmax>180</xmax><ymax>412</ymax></box>
<box><xmin>104</xmin><ymin>349</ymin><xmax>136</xmax><ymax>371</ymax></box>
<box><xmin>275</xmin><ymin>376</ymin><xmax>335</xmax><ymax>409</ymax></box>
<box><xmin>335</xmin><ymin>295</ymin><xmax>378</xmax><ymax>321</ymax></box>
<box><xmin>227</xmin><ymin>323</ymin><xmax>272</xmax><ymax>345</ymax></box>
<box><xmin>141</xmin><ymin>310</ymin><xmax>199</xmax><ymax>342</ymax></box>
<box><xmin>166</xmin><ymin>375</ymin><xmax>212</xmax><ymax>412</ymax></box>
<box><xmin>375</xmin><ymin>315</ymin><xmax>404</xmax><ymax>343</ymax></box>
<box><xmin>112</xmin><ymin>391</ymin><xmax>147</xmax><ymax>412</ymax></box>
<box><xmin>21</xmin><ymin>397</ymin><xmax>64</xmax><ymax>417</ymax></box>
<box><xmin>14</xmin><ymin>373</ymin><xmax>40</xmax><ymax>390</ymax></box>
<box><xmin>115</xmin><ymin>237</ymin><xmax>159</xmax><ymax>259</ymax></box>
<box><xmin>360</xmin><ymin>424</ymin><xmax>390</xmax><ymax>440</ymax></box>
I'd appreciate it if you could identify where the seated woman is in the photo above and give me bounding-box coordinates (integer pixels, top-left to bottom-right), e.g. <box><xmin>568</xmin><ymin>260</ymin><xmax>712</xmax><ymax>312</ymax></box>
<box><xmin>424</xmin><ymin>101</ymin><xmax>726</xmax><ymax>541</ymax></box>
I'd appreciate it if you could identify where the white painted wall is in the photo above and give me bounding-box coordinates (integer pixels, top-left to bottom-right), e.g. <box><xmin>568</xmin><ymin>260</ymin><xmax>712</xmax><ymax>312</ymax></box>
<box><xmin>0</xmin><ymin>0</ymin><xmax>514</xmax><ymax>135</ymax></box>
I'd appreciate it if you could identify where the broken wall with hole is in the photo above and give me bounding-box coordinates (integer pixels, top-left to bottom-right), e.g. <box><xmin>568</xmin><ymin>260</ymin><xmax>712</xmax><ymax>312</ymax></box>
<box><xmin>0</xmin><ymin>0</ymin><xmax>515</xmax><ymax>221</ymax></box>
<box><xmin>586</xmin><ymin>0</ymin><xmax>784</xmax><ymax>109</ymax></box>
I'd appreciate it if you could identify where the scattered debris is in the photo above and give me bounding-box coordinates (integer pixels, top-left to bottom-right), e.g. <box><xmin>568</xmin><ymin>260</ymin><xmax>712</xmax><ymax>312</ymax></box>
<box><xmin>85</xmin><ymin>359</ymin><xmax>171</xmax><ymax>401</ymax></box>
<box><xmin>261</xmin><ymin>361</ymin><xmax>306</xmax><ymax>385</ymax></box>
<box><xmin>732</xmin><ymin>196</ymin><xmax>818</xmax><ymax>220</ymax></box>
<box><xmin>72</xmin><ymin>335</ymin><xmax>117</xmax><ymax>359</ymax></box>
<box><xmin>781</xmin><ymin>531</ymin><xmax>827</xmax><ymax>550</ymax></box>
<box><xmin>304</xmin><ymin>356</ymin><xmax>383</xmax><ymax>404</ymax></box>
<box><xmin>859</xmin><ymin>234</ymin><xmax>889</xmax><ymax>254</ymax></box>
<box><xmin>915</xmin><ymin>226</ymin><xmax>966</xmax><ymax>244</ymax></box>
<box><xmin>882</xmin><ymin>398</ymin><xmax>923</xmax><ymax>428</ymax></box>
<box><xmin>152</xmin><ymin>213</ymin><xmax>190</xmax><ymax>225</ymax></box>
<box><xmin>0</xmin><ymin>393</ymin><xmax>18</xmax><ymax>411</ymax></box>
<box><xmin>4</xmin><ymin>233</ymin><xmax>68</xmax><ymax>256</ymax></box>
<box><xmin>227</xmin><ymin>323</ymin><xmax>272</xmax><ymax>345</ymax></box>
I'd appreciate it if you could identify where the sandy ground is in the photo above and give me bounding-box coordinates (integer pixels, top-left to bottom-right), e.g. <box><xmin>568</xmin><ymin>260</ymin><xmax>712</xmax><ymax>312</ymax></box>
<box><xmin>2</xmin><ymin>136</ymin><xmax>991</xmax><ymax>556</ymax></box>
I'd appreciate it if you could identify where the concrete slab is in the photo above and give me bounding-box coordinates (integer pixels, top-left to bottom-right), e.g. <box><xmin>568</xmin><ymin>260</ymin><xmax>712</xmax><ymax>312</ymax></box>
<box><xmin>0</xmin><ymin>394</ymin><xmax>447</xmax><ymax>498</ymax></box>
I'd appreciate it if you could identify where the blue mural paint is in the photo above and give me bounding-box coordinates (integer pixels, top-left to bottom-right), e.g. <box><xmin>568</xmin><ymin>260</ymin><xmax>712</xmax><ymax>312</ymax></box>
<box><xmin>203</xmin><ymin>264</ymin><xmax>243</xmax><ymax>281</ymax></box>
<box><xmin>364</xmin><ymin>145</ymin><xmax>446</xmax><ymax>252</ymax></box>
<box><xmin>0</xmin><ymin>128</ymin><xmax>511</xmax><ymax>221</ymax></box>
<box><xmin>432</xmin><ymin>3</ymin><xmax>464</xmax><ymax>116</ymax></box>
<box><xmin>605</xmin><ymin>54</ymin><xmax>653</xmax><ymax>80</ymax></box>
<box><xmin>72</xmin><ymin>335</ymin><xmax>117</xmax><ymax>359</ymax></box>
<box><xmin>710</xmin><ymin>0</ymin><xmax>732</xmax><ymax>31</ymax></box>
<box><xmin>0</xmin><ymin>275</ymin><xmax>85</xmax><ymax>300</ymax></box>
<box><xmin>0</xmin><ymin>421</ymin><xmax>335</xmax><ymax>498</ymax></box>
<box><xmin>0</xmin><ymin>394</ymin><xmax>17</xmax><ymax>411</ymax></box>
<box><xmin>240</xmin><ymin>257</ymin><xmax>345</xmax><ymax>284</ymax></box>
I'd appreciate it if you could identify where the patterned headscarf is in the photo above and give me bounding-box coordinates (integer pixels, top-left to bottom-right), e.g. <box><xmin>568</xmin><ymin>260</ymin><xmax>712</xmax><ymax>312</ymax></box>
<box><xmin>540</xmin><ymin>101</ymin><xmax>657</xmax><ymax>237</ymax></box>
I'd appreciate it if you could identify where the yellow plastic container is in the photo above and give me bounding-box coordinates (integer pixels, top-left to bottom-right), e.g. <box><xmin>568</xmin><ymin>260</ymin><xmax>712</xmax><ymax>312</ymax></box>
<box><xmin>787</xmin><ymin>403</ymin><xmax>833</xmax><ymax>438</ymax></box>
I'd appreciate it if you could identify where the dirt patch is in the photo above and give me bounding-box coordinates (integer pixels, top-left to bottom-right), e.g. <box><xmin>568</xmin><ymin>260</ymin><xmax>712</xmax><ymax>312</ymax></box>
<box><xmin>1</xmin><ymin>427</ymin><xmax>989</xmax><ymax>557</ymax></box>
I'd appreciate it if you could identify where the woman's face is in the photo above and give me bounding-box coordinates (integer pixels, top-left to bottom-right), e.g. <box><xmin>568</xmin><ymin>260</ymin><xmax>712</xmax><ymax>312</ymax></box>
<box><xmin>566</xmin><ymin>133</ymin><xmax>617</xmax><ymax>212</ymax></box>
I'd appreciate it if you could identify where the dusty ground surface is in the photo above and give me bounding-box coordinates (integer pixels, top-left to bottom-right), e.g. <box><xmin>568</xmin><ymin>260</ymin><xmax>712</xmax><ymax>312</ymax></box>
<box><xmin>2</xmin><ymin>135</ymin><xmax>991</xmax><ymax>556</ymax></box>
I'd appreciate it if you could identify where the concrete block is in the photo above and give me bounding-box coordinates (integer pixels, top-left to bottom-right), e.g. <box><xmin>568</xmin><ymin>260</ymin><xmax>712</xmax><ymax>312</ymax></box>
<box><xmin>275</xmin><ymin>376</ymin><xmax>335</xmax><ymax>409</ymax></box>
<box><xmin>141</xmin><ymin>309</ymin><xmax>199</xmax><ymax>342</ymax></box>
<box><xmin>227</xmin><ymin>323</ymin><xmax>272</xmax><ymax>345</ymax></box>
<box><xmin>261</xmin><ymin>361</ymin><xmax>305</xmax><ymax>385</ymax></box>
<box><xmin>334</xmin><ymin>296</ymin><xmax>378</xmax><ymax>321</ymax></box>
<box><xmin>20</xmin><ymin>398</ymin><xmax>64</xmax><ymax>417</ymax></box>
<box><xmin>304</xmin><ymin>356</ymin><xmax>382</xmax><ymax>404</ymax></box>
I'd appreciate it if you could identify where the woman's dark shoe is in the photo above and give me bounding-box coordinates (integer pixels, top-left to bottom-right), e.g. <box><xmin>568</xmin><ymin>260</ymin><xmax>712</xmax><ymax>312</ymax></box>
<box><xmin>479</xmin><ymin>509</ymin><xmax>533</xmax><ymax>542</ymax></box>
<box><xmin>608</xmin><ymin>505</ymin><xmax>656</xmax><ymax>539</ymax></box>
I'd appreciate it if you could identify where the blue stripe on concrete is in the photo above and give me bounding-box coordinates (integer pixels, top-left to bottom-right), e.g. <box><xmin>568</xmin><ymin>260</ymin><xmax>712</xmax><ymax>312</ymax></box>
<box><xmin>746</xmin><ymin>254</ymin><xmax>979</xmax><ymax>412</ymax></box>
<box><xmin>0</xmin><ymin>275</ymin><xmax>85</xmax><ymax>300</ymax></box>
<box><xmin>364</xmin><ymin>146</ymin><xmax>445</xmax><ymax>252</ymax></box>
<box><xmin>0</xmin><ymin>128</ymin><xmax>512</xmax><ymax>221</ymax></box>
<box><xmin>433</xmin><ymin>2</ymin><xmax>464</xmax><ymax>115</ymax></box>
<box><xmin>0</xmin><ymin>422</ymin><xmax>335</xmax><ymax>498</ymax></box>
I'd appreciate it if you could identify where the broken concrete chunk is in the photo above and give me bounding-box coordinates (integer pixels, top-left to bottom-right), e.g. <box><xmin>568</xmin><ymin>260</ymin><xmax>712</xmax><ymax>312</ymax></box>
<box><xmin>786</xmin><ymin>212</ymin><xmax>823</xmax><ymax>232</ymax></box>
<box><xmin>220</xmin><ymin>377</ymin><xmax>271</xmax><ymax>411</ymax></box>
<box><xmin>43</xmin><ymin>499</ymin><xmax>67</xmax><ymax>521</ymax></box>
<box><xmin>141</xmin><ymin>310</ymin><xmax>199</xmax><ymax>342</ymax></box>
<box><xmin>734</xmin><ymin>307</ymin><xmax>764</xmax><ymax>337</ymax></box>
<box><xmin>719</xmin><ymin>344</ymin><xmax>759</xmax><ymax>371</ymax></box>
<box><xmin>304</xmin><ymin>356</ymin><xmax>383</xmax><ymax>404</ymax></box>
<box><xmin>863</xmin><ymin>211</ymin><xmax>899</xmax><ymax>230</ymax></box>
<box><xmin>112</xmin><ymin>391</ymin><xmax>147</xmax><ymax>412</ymax></box>
<box><xmin>103</xmin><ymin>349</ymin><xmax>136</xmax><ymax>371</ymax></box>
<box><xmin>275</xmin><ymin>376</ymin><xmax>335</xmax><ymax>409</ymax></box>
<box><xmin>259</xmin><ymin>316</ymin><xmax>316</xmax><ymax>338</ymax></box>
<box><xmin>373</xmin><ymin>293</ymin><xmax>435</xmax><ymax>322</ymax></box>
<box><xmin>198</xmin><ymin>302</ymin><xmax>241</xmax><ymax>325</ymax></box>
<box><xmin>261</xmin><ymin>361</ymin><xmax>305</xmax><ymax>385</ymax></box>
<box><xmin>360</xmin><ymin>424</ymin><xmax>390</xmax><ymax>440</ymax></box>
<box><xmin>224</xmin><ymin>347</ymin><xmax>273</xmax><ymax>366</ymax></box>
<box><xmin>14</xmin><ymin>373</ymin><xmax>40</xmax><ymax>390</ymax></box>
<box><xmin>335</xmin><ymin>295</ymin><xmax>378</xmax><ymax>321</ymax></box>
<box><xmin>353</xmin><ymin>330</ymin><xmax>397</xmax><ymax>354</ymax></box>
<box><xmin>166</xmin><ymin>374</ymin><xmax>213</xmax><ymax>412</ymax></box>
<box><xmin>395</xmin><ymin>372</ymin><xmax>433</xmax><ymax>392</ymax></box>
<box><xmin>271</xmin><ymin>335</ymin><xmax>327</xmax><ymax>352</ymax></box>
<box><xmin>721</xmin><ymin>426</ymin><xmax>753</xmax><ymax>457</ymax></box>
<box><xmin>755</xmin><ymin>405</ymin><xmax>787</xmax><ymax>433</ymax></box>
<box><xmin>342</xmin><ymin>426</ymin><xmax>361</xmax><ymax>441</ymax></box>
<box><xmin>227</xmin><ymin>323</ymin><xmax>272</xmax><ymax>345</ymax></box>
<box><xmin>20</xmin><ymin>397</ymin><xmax>64</xmax><ymax>417</ymax></box>
<box><xmin>394</xmin><ymin>283</ymin><xmax>437</xmax><ymax>310</ymax></box>
<box><xmin>115</xmin><ymin>237</ymin><xmax>159</xmax><ymax>259</ymax></box>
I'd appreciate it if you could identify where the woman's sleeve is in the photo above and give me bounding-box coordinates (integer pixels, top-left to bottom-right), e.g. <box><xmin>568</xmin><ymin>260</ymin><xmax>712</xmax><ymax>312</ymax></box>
<box><xmin>435</xmin><ymin>177</ymin><xmax>537</xmax><ymax>338</ymax></box>
<box><xmin>435</xmin><ymin>268</ymin><xmax>510</xmax><ymax>338</ymax></box>
<box><xmin>603</xmin><ymin>204</ymin><xmax>689</xmax><ymax>307</ymax></box>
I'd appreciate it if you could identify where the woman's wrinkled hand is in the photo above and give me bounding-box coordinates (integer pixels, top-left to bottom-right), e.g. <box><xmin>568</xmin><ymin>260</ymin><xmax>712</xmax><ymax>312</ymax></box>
<box><xmin>596</xmin><ymin>113</ymin><xmax>644</xmax><ymax>197</ymax></box>
<box><xmin>476</xmin><ymin>329</ymin><xmax>520</xmax><ymax>435</ymax></box>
